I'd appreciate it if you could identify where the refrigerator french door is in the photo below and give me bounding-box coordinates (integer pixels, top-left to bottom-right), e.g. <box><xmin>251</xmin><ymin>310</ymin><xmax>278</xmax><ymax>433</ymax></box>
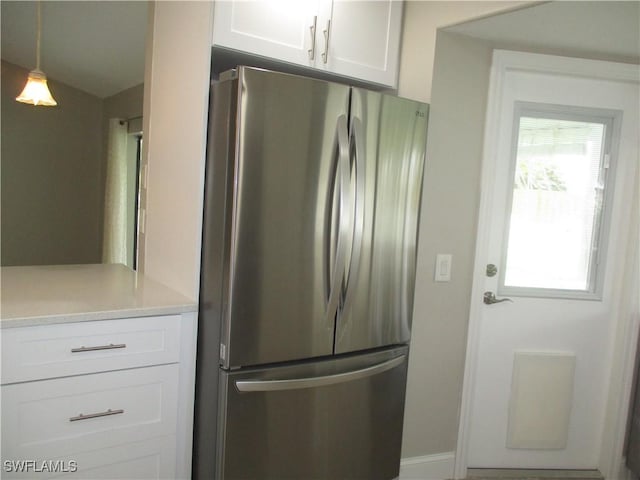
<box><xmin>195</xmin><ymin>67</ymin><xmax>428</xmax><ymax>480</ymax></box>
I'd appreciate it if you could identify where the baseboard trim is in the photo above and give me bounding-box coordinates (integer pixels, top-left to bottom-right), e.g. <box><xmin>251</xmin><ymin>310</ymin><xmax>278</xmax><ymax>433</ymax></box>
<box><xmin>400</xmin><ymin>452</ymin><xmax>455</xmax><ymax>479</ymax></box>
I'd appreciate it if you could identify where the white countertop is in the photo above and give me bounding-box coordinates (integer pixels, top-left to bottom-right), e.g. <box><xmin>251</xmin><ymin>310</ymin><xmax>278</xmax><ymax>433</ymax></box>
<box><xmin>1</xmin><ymin>264</ymin><xmax>197</xmax><ymax>328</ymax></box>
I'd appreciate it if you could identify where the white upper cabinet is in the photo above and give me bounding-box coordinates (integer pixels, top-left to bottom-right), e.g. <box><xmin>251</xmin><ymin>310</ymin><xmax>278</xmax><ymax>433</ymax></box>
<box><xmin>212</xmin><ymin>0</ymin><xmax>403</xmax><ymax>88</ymax></box>
<box><xmin>322</xmin><ymin>0</ymin><xmax>402</xmax><ymax>87</ymax></box>
<box><xmin>212</xmin><ymin>0</ymin><xmax>322</xmax><ymax>67</ymax></box>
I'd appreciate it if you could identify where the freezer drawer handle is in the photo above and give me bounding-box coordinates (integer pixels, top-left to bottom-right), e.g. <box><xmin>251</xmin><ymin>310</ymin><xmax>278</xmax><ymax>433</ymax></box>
<box><xmin>71</xmin><ymin>343</ymin><xmax>126</xmax><ymax>353</ymax></box>
<box><xmin>235</xmin><ymin>355</ymin><xmax>405</xmax><ymax>392</ymax></box>
<box><xmin>69</xmin><ymin>408</ymin><xmax>124</xmax><ymax>422</ymax></box>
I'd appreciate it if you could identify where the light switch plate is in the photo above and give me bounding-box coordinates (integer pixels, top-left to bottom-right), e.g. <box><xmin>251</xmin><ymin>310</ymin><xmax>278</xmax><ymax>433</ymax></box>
<box><xmin>435</xmin><ymin>254</ymin><xmax>452</xmax><ymax>282</ymax></box>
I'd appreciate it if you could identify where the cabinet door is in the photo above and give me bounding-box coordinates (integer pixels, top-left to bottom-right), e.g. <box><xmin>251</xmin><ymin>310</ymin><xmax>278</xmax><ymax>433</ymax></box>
<box><xmin>323</xmin><ymin>0</ymin><xmax>403</xmax><ymax>87</ymax></box>
<box><xmin>213</xmin><ymin>0</ymin><xmax>321</xmax><ymax>66</ymax></box>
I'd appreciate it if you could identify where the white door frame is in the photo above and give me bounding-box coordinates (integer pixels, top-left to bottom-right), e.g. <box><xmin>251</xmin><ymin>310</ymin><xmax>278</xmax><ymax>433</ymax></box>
<box><xmin>454</xmin><ymin>50</ymin><xmax>640</xmax><ymax>479</ymax></box>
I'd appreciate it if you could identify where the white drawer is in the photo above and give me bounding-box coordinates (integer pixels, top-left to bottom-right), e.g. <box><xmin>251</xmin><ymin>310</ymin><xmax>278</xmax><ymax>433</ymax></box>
<box><xmin>1</xmin><ymin>315</ymin><xmax>181</xmax><ymax>384</ymax></box>
<box><xmin>1</xmin><ymin>364</ymin><xmax>179</xmax><ymax>463</ymax></box>
<box><xmin>1</xmin><ymin>436</ymin><xmax>176</xmax><ymax>479</ymax></box>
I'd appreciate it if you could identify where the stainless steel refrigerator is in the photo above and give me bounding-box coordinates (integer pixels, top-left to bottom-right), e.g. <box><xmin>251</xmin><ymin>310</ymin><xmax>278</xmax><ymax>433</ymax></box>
<box><xmin>194</xmin><ymin>66</ymin><xmax>428</xmax><ymax>480</ymax></box>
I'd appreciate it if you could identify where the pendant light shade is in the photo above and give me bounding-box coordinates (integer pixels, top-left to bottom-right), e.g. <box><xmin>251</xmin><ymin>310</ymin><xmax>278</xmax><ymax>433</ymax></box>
<box><xmin>16</xmin><ymin>69</ymin><xmax>57</xmax><ymax>106</ymax></box>
<box><xmin>16</xmin><ymin>1</ymin><xmax>57</xmax><ymax>107</ymax></box>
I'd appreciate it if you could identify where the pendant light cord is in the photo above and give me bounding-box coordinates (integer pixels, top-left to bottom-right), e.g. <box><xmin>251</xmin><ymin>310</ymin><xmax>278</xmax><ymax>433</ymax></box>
<box><xmin>15</xmin><ymin>0</ymin><xmax>57</xmax><ymax>106</ymax></box>
<box><xmin>35</xmin><ymin>0</ymin><xmax>41</xmax><ymax>71</ymax></box>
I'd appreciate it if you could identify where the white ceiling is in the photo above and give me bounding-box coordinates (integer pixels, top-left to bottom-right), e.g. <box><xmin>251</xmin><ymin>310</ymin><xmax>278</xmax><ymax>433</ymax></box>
<box><xmin>445</xmin><ymin>1</ymin><xmax>640</xmax><ymax>64</ymax></box>
<box><xmin>1</xmin><ymin>1</ymin><xmax>148</xmax><ymax>99</ymax></box>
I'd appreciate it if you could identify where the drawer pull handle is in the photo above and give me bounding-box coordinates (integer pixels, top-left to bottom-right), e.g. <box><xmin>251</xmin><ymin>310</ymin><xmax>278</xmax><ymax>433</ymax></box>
<box><xmin>69</xmin><ymin>408</ymin><xmax>124</xmax><ymax>422</ymax></box>
<box><xmin>71</xmin><ymin>343</ymin><xmax>126</xmax><ymax>353</ymax></box>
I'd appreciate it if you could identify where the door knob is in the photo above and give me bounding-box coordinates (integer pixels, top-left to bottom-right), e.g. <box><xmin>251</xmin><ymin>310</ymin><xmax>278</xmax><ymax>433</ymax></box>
<box><xmin>483</xmin><ymin>291</ymin><xmax>513</xmax><ymax>305</ymax></box>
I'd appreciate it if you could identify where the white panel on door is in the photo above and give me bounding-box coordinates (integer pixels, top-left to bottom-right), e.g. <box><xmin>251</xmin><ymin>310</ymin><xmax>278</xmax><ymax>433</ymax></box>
<box><xmin>507</xmin><ymin>352</ymin><xmax>576</xmax><ymax>449</ymax></box>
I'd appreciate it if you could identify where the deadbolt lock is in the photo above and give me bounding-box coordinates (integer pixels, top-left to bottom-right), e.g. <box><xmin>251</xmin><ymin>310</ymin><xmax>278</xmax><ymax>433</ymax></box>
<box><xmin>486</xmin><ymin>264</ymin><xmax>497</xmax><ymax>277</ymax></box>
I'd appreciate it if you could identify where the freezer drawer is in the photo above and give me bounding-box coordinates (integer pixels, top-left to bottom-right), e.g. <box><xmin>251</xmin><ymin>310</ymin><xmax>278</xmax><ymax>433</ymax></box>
<box><xmin>216</xmin><ymin>346</ymin><xmax>409</xmax><ymax>480</ymax></box>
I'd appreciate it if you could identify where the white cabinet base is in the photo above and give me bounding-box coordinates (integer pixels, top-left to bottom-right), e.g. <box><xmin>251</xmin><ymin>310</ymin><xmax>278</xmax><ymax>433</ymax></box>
<box><xmin>1</xmin><ymin>437</ymin><xmax>176</xmax><ymax>480</ymax></box>
<box><xmin>1</xmin><ymin>313</ymin><xmax>197</xmax><ymax>480</ymax></box>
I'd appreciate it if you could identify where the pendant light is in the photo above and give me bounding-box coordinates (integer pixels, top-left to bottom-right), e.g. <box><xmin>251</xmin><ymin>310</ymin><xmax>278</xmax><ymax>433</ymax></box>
<box><xmin>16</xmin><ymin>1</ymin><xmax>57</xmax><ymax>106</ymax></box>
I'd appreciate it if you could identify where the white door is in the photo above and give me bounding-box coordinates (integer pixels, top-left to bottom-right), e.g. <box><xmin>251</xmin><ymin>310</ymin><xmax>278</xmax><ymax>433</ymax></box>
<box><xmin>466</xmin><ymin>52</ymin><xmax>639</xmax><ymax>468</ymax></box>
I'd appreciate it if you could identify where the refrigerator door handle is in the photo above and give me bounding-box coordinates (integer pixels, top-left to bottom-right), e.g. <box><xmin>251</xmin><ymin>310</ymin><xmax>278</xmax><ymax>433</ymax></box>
<box><xmin>340</xmin><ymin>115</ymin><xmax>366</xmax><ymax>320</ymax></box>
<box><xmin>234</xmin><ymin>355</ymin><xmax>405</xmax><ymax>392</ymax></box>
<box><xmin>325</xmin><ymin>114</ymin><xmax>351</xmax><ymax>330</ymax></box>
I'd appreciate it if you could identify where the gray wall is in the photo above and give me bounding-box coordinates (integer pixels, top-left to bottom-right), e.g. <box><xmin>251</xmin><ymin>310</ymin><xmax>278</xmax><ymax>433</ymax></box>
<box><xmin>396</xmin><ymin>1</ymin><xmax>529</xmax><ymax>104</ymax></box>
<box><xmin>400</xmin><ymin>32</ymin><xmax>493</xmax><ymax>457</ymax></box>
<box><xmin>1</xmin><ymin>61</ymin><xmax>144</xmax><ymax>267</ymax></box>
<box><xmin>103</xmin><ymin>84</ymin><xmax>144</xmax><ymax>122</ymax></box>
<box><xmin>1</xmin><ymin>60</ymin><xmax>104</xmax><ymax>266</ymax></box>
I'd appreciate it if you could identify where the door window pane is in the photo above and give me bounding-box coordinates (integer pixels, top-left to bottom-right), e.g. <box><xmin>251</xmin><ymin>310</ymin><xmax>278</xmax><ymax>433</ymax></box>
<box><xmin>503</xmin><ymin>113</ymin><xmax>610</xmax><ymax>293</ymax></box>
